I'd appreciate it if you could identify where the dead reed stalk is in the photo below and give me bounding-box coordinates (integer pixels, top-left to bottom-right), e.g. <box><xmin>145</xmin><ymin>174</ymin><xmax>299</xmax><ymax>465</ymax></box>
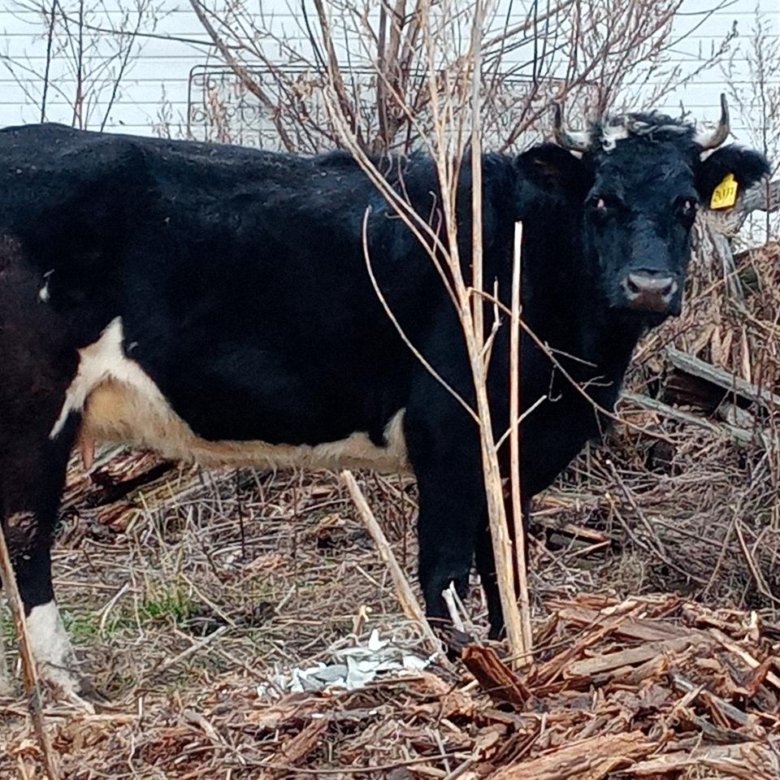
<box><xmin>508</xmin><ymin>222</ymin><xmax>533</xmax><ymax>662</ymax></box>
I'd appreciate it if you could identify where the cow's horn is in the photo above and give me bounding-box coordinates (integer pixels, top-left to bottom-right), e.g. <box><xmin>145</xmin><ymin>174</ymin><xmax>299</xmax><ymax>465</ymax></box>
<box><xmin>695</xmin><ymin>93</ymin><xmax>730</xmax><ymax>150</ymax></box>
<box><xmin>553</xmin><ymin>104</ymin><xmax>591</xmax><ymax>152</ymax></box>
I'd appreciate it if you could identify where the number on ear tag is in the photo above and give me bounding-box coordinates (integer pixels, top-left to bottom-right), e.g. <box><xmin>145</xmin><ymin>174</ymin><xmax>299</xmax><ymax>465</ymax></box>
<box><xmin>710</xmin><ymin>173</ymin><xmax>738</xmax><ymax>209</ymax></box>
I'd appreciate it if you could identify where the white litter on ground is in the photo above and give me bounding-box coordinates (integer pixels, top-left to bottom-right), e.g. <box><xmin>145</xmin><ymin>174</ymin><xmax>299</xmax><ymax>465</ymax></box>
<box><xmin>256</xmin><ymin>629</ymin><xmax>432</xmax><ymax>698</ymax></box>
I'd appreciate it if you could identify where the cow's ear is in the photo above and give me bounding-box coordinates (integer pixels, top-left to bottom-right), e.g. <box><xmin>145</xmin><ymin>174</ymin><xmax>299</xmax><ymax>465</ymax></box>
<box><xmin>513</xmin><ymin>144</ymin><xmax>591</xmax><ymax>214</ymax></box>
<box><xmin>695</xmin><ymin>145</ymin><xmax>770</xmax><ymax>206</ymax></box>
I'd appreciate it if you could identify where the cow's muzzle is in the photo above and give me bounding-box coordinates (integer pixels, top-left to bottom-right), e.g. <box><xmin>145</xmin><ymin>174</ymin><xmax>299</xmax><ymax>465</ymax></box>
<box><xmin>621</xmin><ymin>270</ymin><xmax>678</xmax><ymax>313</ymax></box>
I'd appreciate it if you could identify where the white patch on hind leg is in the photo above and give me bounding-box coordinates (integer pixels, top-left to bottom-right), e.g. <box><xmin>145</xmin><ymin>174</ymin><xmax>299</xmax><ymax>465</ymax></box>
<box><xmin>27</xmin><ymin>601</ymin><xmax>83</xmax><ymax>694</ymax></box>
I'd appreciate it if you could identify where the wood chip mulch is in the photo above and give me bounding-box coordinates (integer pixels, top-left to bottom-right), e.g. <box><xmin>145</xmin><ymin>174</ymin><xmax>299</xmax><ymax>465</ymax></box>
<box><xmin>3</xmin><ymin>592</ymin><xmax>779</xmax><ymax>778</ymax></box>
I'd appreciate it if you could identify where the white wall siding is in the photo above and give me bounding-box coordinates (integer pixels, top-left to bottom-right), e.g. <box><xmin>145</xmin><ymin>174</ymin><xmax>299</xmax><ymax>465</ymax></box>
<box><xmin>0</xmin><ymin>0</ymin><xmax>777</xmax><ymax>144</ymax></box>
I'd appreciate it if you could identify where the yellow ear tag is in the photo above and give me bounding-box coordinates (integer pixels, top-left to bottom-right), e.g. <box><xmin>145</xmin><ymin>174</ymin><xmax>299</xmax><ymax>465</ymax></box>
<box><xmin>710</xmin><ymin>172</ymin><xmax>738</xmax><ymax>209</ymax></box>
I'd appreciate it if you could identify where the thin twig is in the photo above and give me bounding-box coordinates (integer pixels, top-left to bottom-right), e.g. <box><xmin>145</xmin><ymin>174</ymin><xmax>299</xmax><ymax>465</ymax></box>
<box><xmin>0</xmin><ymin>526</ymin><xmax>59</xmax><ymax>780</ymax></box>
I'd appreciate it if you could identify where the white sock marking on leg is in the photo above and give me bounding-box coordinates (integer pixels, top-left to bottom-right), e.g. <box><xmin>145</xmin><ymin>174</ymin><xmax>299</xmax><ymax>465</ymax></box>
<box><xmin>26</xmin><ymin>601</ymin><xmax>82</xmax><ymax>694</ymax></box>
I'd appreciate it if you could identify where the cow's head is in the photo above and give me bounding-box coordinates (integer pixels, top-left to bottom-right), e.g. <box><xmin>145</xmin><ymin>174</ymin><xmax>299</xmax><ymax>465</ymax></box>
<box><xmin>514</xmin><ymin>96</ymin><xmax>769</xmax><ymax>321</ymax></box>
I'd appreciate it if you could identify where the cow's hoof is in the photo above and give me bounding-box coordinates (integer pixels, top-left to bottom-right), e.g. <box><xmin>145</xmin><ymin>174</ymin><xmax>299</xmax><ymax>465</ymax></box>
<box><xmin>39</xmin><ymin>666</ymin><xmax>102</xmax><ymax>710</ymax></box>
<box><xmin>36</xmin><ymin>657</ymin><xmax>97</xmax><ymax>695</ymax></box>
<box><xmin>0</xmin><ymin>662</ymin><xmax>98</xmax><ymax>707</ymax></box>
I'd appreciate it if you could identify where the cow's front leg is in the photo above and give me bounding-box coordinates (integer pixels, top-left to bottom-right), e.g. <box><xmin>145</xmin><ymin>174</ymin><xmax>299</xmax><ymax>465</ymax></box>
<box><xmin>415</xmin><ymin>486</ymin><xmax>483</xmax><ymax>630</ymax></box>
<box><xmin>1</xmin><ymin>417</ymin><xmax>86</xmax><ymax>696</ymax></box>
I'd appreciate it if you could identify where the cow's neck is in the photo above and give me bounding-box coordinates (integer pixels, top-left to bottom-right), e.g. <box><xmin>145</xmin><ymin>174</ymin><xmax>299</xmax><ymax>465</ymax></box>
<box><xmin>572</xmin><ymin>235</ymin><xmax>648</xmax><ymax>385</ymax></box>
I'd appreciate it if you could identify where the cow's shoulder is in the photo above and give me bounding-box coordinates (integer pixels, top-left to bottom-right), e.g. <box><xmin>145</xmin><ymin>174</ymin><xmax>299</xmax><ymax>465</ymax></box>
<box><xmin>0</xmin><ymin>124</ymin><xmax>150</xmax><ymax>223</ymax></box>
<box><xmin>0</xmin><ymin>122</ymin><xmax>145</xmax><ymax>167</ymax></box>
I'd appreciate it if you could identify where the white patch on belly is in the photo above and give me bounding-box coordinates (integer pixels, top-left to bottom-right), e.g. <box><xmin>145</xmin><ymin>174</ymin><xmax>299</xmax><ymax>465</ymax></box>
<box><xmin>53</xmin><ymin>317</ymin><xmax>409</xmax><ymax>472</ymax></box>
<box><xmin>27</xmin><ymin>600</ymin><xmax>83</xmax><ymax>694</ymax></box>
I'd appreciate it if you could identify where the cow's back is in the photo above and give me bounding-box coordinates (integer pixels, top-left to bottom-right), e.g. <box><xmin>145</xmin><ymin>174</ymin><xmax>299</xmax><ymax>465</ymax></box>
<box><xmin>0</xmin><ymin>125</ymin><xmax>448</xmax><ymax>466</ymax></box>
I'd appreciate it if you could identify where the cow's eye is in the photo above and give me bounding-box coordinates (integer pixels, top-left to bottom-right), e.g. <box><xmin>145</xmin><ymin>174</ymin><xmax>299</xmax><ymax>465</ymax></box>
<box><xmin>676</xmin><ymin>197</ymin><xmax>697</xmax><ymax>226</ymax></box>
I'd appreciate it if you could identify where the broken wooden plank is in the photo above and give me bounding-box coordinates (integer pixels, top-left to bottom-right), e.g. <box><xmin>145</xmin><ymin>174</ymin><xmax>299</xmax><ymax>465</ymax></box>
<box><xmin>621</xmin><ymin>391</ymin><xmax>755</xmax><ymax>446</ymax></box>
<box><xmin>279</xmin><ymin>718</ymin><xmax>329</xmax><ymax>766</ymax></box>
<box><xmin>554</xmin><ymin>606</ymin><xmax>692</xmax><ymax>643</ymax></box>
<box><xmin>630</xmin><ymin>741</ymin><xmax>780</xmax><ymax>779</ymax></box>
<box><xmin>490</xmin><ymin>731</ymin><xmax>655</xmax><ymax>780</ymax></box>
<box><xmin>461</xmin><ymin>645</ymin><xmax>530</xmax><ymax>707</ymax></box>
<box><xmin>709</xmin><ymin>628</ymin><xmax>780</xmax><ymax>692</ymax></box>
<box><xmin>665</xmin><ymin>347</ymin><xmax>780</xmax><ymax>412</ymax></box>
<box><xmin>566</xmin><ymin>635</ymin><xmax>711</xmax><ymax>677</ymax></box>
<box><xmin>670</xmin><ymin>673</ymin><xmax>758</xmax><ymax>731</ymax></box>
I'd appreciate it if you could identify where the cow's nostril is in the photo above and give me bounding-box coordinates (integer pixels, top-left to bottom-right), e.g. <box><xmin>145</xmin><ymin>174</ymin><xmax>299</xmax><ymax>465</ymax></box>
<box><xmin>626</xmin><ymin>276</ymin><xmax>642</xmax><ymax>295</ymax></box>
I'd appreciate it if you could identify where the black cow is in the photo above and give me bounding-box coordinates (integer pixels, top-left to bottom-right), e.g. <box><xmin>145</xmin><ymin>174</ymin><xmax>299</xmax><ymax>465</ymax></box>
<box><xmin>0</xmin><ymin>100</ymin><xmax>768</xmax><ymax>694</ymax></box>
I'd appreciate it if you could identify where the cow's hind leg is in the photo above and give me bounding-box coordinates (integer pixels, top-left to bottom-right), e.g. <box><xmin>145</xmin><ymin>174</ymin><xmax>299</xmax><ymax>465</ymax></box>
<box><xmin>1</xmin><ymin>418</ymin><xmax>84</xmax><ymax>695</ymax></box>
<box><xmin>474</xmin><ymin>494</ymin><xmax>531</xmax><ymax>640</ymax></box>
<box><xmin>404</xmin><ymin>398</ymin><xmax>485</xmax><ymax>633</ymax></box>
<box><xmin>0</xmin><ymin>235</ymin><xmax>86</xmax><ymax>695</ymax></box>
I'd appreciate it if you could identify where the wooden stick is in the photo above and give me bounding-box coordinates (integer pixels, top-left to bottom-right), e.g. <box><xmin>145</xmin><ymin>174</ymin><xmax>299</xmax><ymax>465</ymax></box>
<box><xmin>442</xmin><ymin>584</ymin><xmax>466</xmax><ymax>633</ymax></box>
<box><xmin>0</xmin><ymin>525</ymin><xmax>59</xmax><ymax>780</ymax></box>
<box><xmin>148</xmin><ymin>626</ymin><xmax>229</xmax><ymax>680</ymax></box>
<box><xmin>509</xmin><ymin>220</ymin><xmax>533</xmax><ymax>666</ymax></box>
<box><xmin>342</xmin><ymin>470</ymin><xmax>442</xmax><ymax>656</ymax></box>
<box><xmin>708</xmin><ymin>627</ymin><xmax>780</xmax><ymax>691</ymax></box>
<box><xmin>469</xmin><ymin>0</ymin><xmax>487</xmax><ymax>350</ymax></box>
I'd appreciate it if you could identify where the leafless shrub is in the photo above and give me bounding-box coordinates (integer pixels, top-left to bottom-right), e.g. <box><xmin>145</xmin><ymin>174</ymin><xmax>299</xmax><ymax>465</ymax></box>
<box><xmin>189</xmin><ymin>0</ymin><xmax>733</xmax><ymax>153</ymax></box>
<box><xmin>723</xmin><ymin>9</ymin><xmax>780</xmax><ymax>244</ymax></box>
<box><xmin>2</xmin><ymin>0</ymin><xmax>166</xmax><ymax>129</ymax></box>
